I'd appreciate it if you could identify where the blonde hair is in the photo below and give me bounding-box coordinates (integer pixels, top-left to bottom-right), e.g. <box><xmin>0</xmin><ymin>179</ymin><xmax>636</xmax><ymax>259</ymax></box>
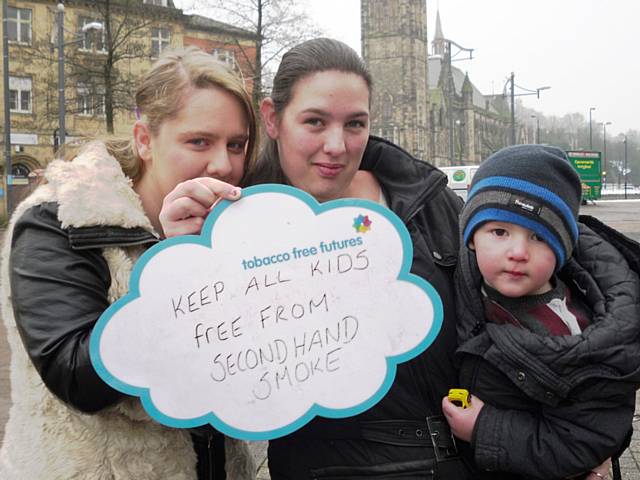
<box><xmin>103</xmin><ymin>47</ymin><xmax>257</xmax><ymax>182</ymax></box>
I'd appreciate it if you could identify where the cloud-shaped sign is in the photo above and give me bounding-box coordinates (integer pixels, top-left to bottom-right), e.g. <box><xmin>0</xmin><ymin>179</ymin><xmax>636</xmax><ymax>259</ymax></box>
<box><xmin>90</xmin><ymin>184</ymin><xmax>442</xmax><ymax>440</ymax></box>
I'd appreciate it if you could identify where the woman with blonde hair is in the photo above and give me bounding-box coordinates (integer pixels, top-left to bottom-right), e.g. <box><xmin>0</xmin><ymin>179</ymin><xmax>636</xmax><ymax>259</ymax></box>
<box><xmin>0</xmin><ymin>47</ymin><xmax>257</xmax><ymax>479</ymax></box>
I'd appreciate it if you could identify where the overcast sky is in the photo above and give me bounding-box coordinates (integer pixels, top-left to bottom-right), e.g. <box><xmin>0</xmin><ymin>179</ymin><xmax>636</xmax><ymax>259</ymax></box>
<box><xmin>178</xmin><ymin>0</ymin><xmax>639</xmax><ymax>136</ymax></box>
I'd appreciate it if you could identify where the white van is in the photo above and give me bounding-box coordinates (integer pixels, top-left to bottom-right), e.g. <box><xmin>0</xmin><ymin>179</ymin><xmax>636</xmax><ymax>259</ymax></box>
<box><xmin>439</xmin><ymin>165</ymin><xmax>479</xmax><ymax>201</ymax></box>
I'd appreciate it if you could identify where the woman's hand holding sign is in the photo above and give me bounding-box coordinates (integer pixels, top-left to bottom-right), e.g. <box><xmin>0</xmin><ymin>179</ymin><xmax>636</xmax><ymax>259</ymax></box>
<box><xmin>159</xmin><ymin>178</ymin><xmax>241</xmax><ymax>238</ymax></box>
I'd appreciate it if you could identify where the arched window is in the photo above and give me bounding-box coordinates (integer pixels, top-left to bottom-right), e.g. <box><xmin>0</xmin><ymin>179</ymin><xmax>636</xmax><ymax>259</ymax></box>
<box><xmin>12</xmin><ymin>163</ymin><xmax>31</xmax><ymax>177</ymax></box>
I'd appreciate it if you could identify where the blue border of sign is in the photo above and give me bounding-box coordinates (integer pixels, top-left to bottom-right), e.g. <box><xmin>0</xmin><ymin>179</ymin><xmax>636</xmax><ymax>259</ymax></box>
<box><xmin>89</xmin><ymin>183</ymin><xmax>443</xmax><ymax>440</ymax></box>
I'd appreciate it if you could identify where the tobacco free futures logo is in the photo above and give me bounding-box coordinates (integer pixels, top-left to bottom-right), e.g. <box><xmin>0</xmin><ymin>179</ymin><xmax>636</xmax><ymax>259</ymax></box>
<box><xmin>353</xmin><ymin>214</ymin><xmax>372</xmax><ymax>233</ymax></box>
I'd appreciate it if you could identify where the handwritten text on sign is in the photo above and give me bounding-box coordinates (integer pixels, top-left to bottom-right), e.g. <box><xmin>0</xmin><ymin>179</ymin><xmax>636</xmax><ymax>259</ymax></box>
<box><xmin>90</xmin><ymin>185</ymin><xmax>442</xmax><ymax>440</ymax></box>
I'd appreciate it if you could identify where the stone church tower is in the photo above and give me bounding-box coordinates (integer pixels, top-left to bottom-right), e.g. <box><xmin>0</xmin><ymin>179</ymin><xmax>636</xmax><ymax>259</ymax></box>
<box><xmin>361</xmin><ymin>0</ymin><xmax>429</xmax><ymax>160</ymax></box>
<box><xmin>362</xmin><ymin>4</ymin><xmax>512</xmax><ymax>166</ymax></box>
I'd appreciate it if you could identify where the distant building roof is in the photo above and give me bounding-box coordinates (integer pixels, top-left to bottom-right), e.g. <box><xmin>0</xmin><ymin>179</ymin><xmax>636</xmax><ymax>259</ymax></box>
<box><xmin>428</xmin><ymin>56</ymin><xmax>503</xmax><ymax>114</ymax></box>
<box><xmin>185</xmin><ymin>14</ymin><xmax>257</xmax><ymax>39</ymax></box>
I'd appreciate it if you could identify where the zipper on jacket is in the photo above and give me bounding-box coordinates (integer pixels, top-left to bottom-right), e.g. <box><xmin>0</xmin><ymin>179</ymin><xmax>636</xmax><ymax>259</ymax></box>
<box><xmin>207</xmin><ymin>433</ymin><xmax>214</xmax><ymax>480</ymax></box>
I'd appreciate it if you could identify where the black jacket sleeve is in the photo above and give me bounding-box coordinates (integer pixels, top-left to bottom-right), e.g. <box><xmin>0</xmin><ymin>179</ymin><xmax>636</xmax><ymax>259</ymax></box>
<box><xmin>471</xmin><ymin>368</ymin><xmax>637</xmax><ymax>479</ymax></box>
<box><xmin>9</xmin><ymin>203</ymin><xmax>124</xmax><ymax>412</ymax></box>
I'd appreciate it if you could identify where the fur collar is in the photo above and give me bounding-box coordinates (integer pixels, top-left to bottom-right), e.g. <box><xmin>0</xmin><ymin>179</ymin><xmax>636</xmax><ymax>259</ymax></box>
<box><xmin>43</xmin><ymin>141</ymin><xmax>153</xmax><ymax>232</ymax></box>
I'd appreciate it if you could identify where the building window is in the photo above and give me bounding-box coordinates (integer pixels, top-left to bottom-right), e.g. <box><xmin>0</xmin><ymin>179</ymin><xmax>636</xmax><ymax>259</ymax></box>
<box><xmin>76</xmin><ymin>83</ymin><xmax>106</xmax><ymax>117</ymax></box>
<box><xmin>382</xmin><ymin>93</ymin><xmax>393</xmax><ymax>121</ymax></box>
<box><xmin>13</xmin><ymin>163</ymin><xmax>31</xmax><ymax>177</ymax></box>
<box><xmin>9</xmin><ymin>76</ymin><xmax>32</xmax><ymax>113</ymax></box>
<box><xmin>151</xmin><ymin>27</ymin><xmax>170</xmax><ymax>56</ymax></box>
<box><xmin>144</xmin><ymin>0</ymin><xmax>168</xmax><ymax>5</ymax></box>
<box><xmin>95</xmin><ymin>87</ymin><xmax>106</xmax><ymax>116</ymax></box>
<box><xmin>79</xmin><ymin>17</ymin><xmax>106</xmax><ymax>52</ymax></box>
<box><xmin>8</xmin><ymin>7</ymin><xmax>31</xmax><ymax>44</ymax></box>
<box><xmin>77</xmin><ymin>83</ymin><xmax>92</xmax><ymax>115</ymax></box>
<box><xmin>211</xmin><ymin>48</ymin><xmax>236</xmax><ymax>68</ymax></box>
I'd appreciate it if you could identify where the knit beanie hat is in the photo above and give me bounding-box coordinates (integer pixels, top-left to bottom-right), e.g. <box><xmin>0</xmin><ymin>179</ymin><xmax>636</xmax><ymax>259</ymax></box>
<box><xmin>460</xmin><ymin>144</ymin><xmax>582</xmax><ymax>270</ymax></box>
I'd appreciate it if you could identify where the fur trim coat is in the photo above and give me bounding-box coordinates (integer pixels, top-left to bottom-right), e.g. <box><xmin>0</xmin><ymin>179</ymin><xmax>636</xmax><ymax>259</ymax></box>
<box><xmin>0</xmin><ymin>142</ymin><xmax>256</xmax><ymax>479</ymax></box>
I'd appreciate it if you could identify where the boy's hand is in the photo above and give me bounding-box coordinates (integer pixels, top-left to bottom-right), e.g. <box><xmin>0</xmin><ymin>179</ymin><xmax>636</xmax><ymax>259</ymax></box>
<box><xmin>442</xmin><ymin>393</ymin><xmax>484</xmax><ymax>442</ymax></box>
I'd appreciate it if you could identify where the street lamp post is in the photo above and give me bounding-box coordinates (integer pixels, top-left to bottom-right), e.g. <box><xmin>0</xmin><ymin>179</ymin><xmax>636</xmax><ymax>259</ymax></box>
<box><xmin>3</xmin><ymin>0</ymin><xmax>12</xmax><ymax>215</ymax></box>
<box><xmin>444</xmin><ymin>38</ymin><xmax>473</xmax><ymax>166</ymax></box>
<box><xmin>510</xmin><ymin>73</ymin><xmax>515</xmax><ymax>145</ymax></box>
<box><xmin>601</xmin><ymin>121</ymin><xmax>611</xmax><ymax>189</ymax></box>
<box><xmin>507</xmin><ymin>73</ymin><xmax>550</xmax><ymax>145</ymax></box>
<box><xmin>56</xmin><ymin>3</ymin><xmax>103</xmax><ymax>147</ymax></box>
<box><xmin>57</xmin><ymin>3</ymin><xmax>65</xmax><ymax>146</ymax></box>
<box><xmin>455</xmin><ymin>119</ymin><xmax>464</xmax><ymax>165</ymax></box>
<box><xmin>623</xmin><ymin>135</ymin><xmax>628</xmax><ymax>200</ymax></box>
<box><xmin>530</xmin><ymin>114</ymin><xmax>540</xmax><ymax>144</ymax></box>
<box><xmin>588</xmin><ymin>106</ymin><xmax>596</xmax><ymax>150</ymax></box>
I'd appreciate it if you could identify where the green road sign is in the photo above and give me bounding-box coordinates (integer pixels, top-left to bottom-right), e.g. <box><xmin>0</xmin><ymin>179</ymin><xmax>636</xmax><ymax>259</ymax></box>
<box><xmin>566</xmin><ymin>150</ymin><xmax>602</xmax><ymax>201</ymax></box>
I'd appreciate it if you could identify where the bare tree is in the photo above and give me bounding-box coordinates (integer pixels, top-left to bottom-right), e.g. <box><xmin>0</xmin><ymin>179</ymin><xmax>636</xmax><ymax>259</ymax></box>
<box><xmin>76</xmin><ymin>0</ymin><xmax>155</xmax><ymax>133</ymax></box>
<box><xmin>183</xmin><ymin>0</ymin><xmax>321</xmax><ymax>109</ymax></box>
<box><xmin>26</xmin><ymin>0</ymin><xmax>160</xmax><ymax>134</ymax></box>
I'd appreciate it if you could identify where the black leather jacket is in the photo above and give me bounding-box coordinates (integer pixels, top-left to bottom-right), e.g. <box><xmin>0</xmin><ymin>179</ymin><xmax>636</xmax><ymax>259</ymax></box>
<box><xmin>10</xmin><ymin>202</ymin><xmax>156</xmax><ymax>410</ymax></box>
<box><xmin>267</xmin><ymin>137</ymin><xmax>474</xmax><ymax>479</ymax></box>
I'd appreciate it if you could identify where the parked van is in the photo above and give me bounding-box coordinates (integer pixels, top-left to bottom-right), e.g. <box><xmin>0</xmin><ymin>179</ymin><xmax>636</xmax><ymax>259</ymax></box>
<box><xmin>439</xmin><ymin>165</ymin><xmax>479</xmax><ymax>201</ymax></box>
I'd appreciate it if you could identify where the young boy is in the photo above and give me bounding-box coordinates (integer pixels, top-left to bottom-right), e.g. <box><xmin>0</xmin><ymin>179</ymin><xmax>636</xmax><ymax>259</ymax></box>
<box><xmin>443</xmin><ymin>144</ymin><xmax>640</xmax><ymax>480</ymax></box>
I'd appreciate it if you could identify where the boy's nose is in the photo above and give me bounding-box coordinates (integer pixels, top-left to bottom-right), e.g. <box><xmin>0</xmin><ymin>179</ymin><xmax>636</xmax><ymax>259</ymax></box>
<box><xmin>507</xmin><ymin>237</ymin><xmax>529</xmax><ymax>261</ymax></box>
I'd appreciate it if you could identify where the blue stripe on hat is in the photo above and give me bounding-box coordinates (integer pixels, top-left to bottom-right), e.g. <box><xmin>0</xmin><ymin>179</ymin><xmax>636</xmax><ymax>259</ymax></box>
<box><xmin>468</xmin><ymin>176</ymin><xmax>578</xmax><ymax>242</ymax></box>
<box><xmin>463</xmin><ymin>208</ymin><xmax>566</xmax><ymax>269</ymax></box>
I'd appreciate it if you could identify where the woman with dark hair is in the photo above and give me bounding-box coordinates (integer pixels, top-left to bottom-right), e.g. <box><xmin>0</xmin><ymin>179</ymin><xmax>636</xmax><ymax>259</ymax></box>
<box><xmin>161</xmin><ymin>38</ymin><xmax>473</xmax><ymax>479</ymax></box>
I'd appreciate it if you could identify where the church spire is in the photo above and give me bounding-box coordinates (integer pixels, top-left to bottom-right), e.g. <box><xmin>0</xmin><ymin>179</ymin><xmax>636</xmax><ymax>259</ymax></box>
<box><xmin>432</xmin><ymin>9</ymin><xmax>446</xmax><ymax>56</ymax></box>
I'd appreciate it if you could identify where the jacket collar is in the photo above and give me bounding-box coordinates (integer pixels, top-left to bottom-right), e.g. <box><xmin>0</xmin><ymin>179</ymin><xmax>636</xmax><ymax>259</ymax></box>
<box><xmin>360</xmin><ymin>136</ymin><xmax>447</xmax><ymax>223</ymax></box>
<box><xmin>44</xmin><ymin>142</ymin><xmax>155</xmax><ymax>233</ymax></box>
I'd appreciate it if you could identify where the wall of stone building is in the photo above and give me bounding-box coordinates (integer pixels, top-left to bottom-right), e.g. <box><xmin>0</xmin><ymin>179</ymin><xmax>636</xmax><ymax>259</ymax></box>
<box><xmin>1</xmin><ymin>2</ymin><xmax>62</xmax><ymax>176</ymax></box>
<box><xmin>361</xmin><ymin>0</ymin><xmax>429</xmax><ymax>161</ymax></box>
<box><xmin>0</xmin><ymin>1</ymin><xmax>256</xmax><ymax>219</ymax></box>
<box><xmin>0</xmin><ymin>0</ymin><xmax>174</xmax><ymax>176</ymax></box>
<box><xmin>464</xmin><ymin>108</ymin><xmax>476</xmax><ymax>163</ymax></box>
<box><xmin>429</xmin><ymin>100</ymin><xmax>511</xmax><ymax>166</ymax></box>
<box><xmin>473</xmin><ymin>113</ymin><xmax>511</xmax><ymax>160</ymax></box>
<box><xmin>361</xmin><ymin>1</ymin><xmax>518</xmax><ymax>167</ymax></box>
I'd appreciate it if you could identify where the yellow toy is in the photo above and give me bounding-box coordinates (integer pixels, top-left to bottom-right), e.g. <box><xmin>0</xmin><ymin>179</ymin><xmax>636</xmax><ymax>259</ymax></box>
<box><xmin>448</xmin><ymin>388</ymin><xmax>470</xmax><ymax>408</ymax></box>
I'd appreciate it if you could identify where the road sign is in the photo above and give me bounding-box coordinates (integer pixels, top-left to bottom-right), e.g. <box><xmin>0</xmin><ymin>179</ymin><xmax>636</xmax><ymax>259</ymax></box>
<box><xmin>566</xmin><ymin>150</ymin><xmax>602</xmax><ymax>201</ymax></box>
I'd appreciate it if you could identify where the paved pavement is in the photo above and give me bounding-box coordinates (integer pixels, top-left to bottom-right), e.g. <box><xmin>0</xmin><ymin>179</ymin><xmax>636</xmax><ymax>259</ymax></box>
<box><xmin>3</xmin><ymin>201</ymin><xmax>640</xmax><ymax>478</ymax></box>
<box><xmin>0</xmin><ymin>315</ymin><xmax>8</xmax><ymax>449</ymax></box>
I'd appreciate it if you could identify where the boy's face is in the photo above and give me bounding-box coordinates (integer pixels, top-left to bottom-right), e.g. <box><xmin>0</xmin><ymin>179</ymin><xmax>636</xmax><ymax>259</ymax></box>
<box><xmin>470</xmin><ymin>221</ymin><xmax>556</xmax><ymax>297</ymax></box>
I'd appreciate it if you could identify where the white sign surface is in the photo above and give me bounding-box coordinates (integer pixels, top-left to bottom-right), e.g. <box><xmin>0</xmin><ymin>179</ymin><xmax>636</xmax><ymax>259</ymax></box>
<box><xmin>90</xmin><ymin>184</ymin><xmax>442</xmax><ymax>440</ymax></box>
